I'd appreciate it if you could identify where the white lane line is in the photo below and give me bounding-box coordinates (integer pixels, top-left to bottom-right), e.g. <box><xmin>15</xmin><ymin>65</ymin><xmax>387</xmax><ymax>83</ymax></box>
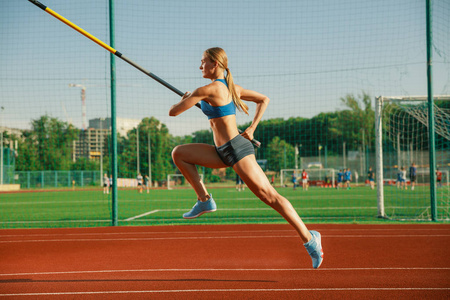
<box><xmin>0</xmin><ymin>288</ymin><xmax>448</xmax><ymax>297</ymax></box>
<box><xmin>1</xmin><ymin>267</ymin><xmax>449</xmax><ymax>277</ymax></box>
<box><xmin>0</xmin><ymin>235</ymin><xmax>296</xmax><ymax>243</ymax></box>
<box><xmin>124</xmin><ymin>210</ymin><xmax>159</xmax><ymax>221</ymax></box>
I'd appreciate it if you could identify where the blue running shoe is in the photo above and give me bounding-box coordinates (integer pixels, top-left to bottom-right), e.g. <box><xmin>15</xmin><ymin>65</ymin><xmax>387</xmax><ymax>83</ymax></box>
<box><xmin>183</xmin><ymin>195</ymin><xmax>217</xmax><ymax>219</ymax></box>
<box><xmin>304</xmin><ymin>230</ymin><xmax>324</xmax><ymax>269</ymax></box>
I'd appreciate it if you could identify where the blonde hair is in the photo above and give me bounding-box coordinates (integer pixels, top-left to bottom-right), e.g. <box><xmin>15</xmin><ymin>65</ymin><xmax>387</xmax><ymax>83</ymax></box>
<box><xmin>204</xmin><ymin>47</ymin><xmax>249</xmax><ymax>115</ymax></box>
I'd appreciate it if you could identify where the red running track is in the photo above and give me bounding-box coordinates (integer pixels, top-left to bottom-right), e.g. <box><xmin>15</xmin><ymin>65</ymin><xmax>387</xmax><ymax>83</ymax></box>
<box><xmin>0</xmin><ymin>224</ymin><xmax>449</xmax><ymax>299</ymax></box>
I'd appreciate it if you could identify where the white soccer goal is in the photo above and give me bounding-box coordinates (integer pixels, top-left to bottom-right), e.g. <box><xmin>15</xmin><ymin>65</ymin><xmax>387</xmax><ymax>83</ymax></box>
<box><xmin>280</xmin><ymin>169</ymin><xmax>335</xmax><ymax>188</ymax></box>
<box><xmin>375</xmin><ymin>95</ymin><xmax>450</xmax><ymax>220</ymax></box>
<box><xmin>167</xmin><ymin>174</ymin><xmax>204</xmax><ymax>190</ymax></box>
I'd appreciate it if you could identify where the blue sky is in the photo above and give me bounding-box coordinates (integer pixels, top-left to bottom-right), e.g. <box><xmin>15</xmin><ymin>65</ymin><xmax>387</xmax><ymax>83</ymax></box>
<box><xmin>1</xmin><ymin>0</ymin><xmax>449</xmax><ymax>136</ymax></box>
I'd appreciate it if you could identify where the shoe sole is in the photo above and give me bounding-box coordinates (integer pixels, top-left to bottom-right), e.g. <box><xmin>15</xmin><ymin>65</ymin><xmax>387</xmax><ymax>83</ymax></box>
<box><xmin>314</xmin><ymin>232</ymin><xmax>324</xmax><ymax>269</ymax></box>
<box><xmin>183</xmin><ymin>209</ymin><xmax>217</xmax><ymax>219</ymax></box>
<box><xmin>316</xmin><ymin>252</ymin><xmax>324</xmax><ymax>268</ymax></box>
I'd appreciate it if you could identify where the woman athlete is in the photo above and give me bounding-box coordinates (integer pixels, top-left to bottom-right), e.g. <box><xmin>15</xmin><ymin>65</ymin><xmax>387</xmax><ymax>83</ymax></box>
<box><xmin>169</xmin><ymin>47</ymin><xmax>323</xmax><ymax>268</ymax></box>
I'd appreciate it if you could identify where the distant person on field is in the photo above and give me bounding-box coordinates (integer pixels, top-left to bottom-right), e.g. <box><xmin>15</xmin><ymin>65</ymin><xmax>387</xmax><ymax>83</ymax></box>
<box><xmin>399</xmin><ymin>167</ymin><xmax>407</xmax><ymax>190</ymax></box>
<box><xmin>292</xmin><ymin>171</ymin><xmax>298</xmax><ymax>190</ymax></box>
<box><xmin>236</xmin><ymin>173</ymin><xmax>244</xmax><ymax>191</ymax></box>
<box><xmin>103</xmin><ymin>173</ymin><xmax>109</xmax><ymax>194</ymax></box>
<box><xmin>145</xmin><ymin>175</ymin><xmax>150</xmax><ymax>193</ymax></box>
<box><xmin>409</xmin><ymin>163</ymin><xmax>417</xmax><ymax>191</ymax></box>
<box><xmin>302</xmin><ymin>169</ymin><xmax>309</xmax><ymax>191</ymax></box>
<box><xmin>137</xmin><ymin>173</ymin><xmax>143</xmax><ymax>193</ymax></box>
<box><xmin>337</xmin><ymin>169</ymin><xmax>343</xmax><ymax>189</ymax></box>
<box><xmin>436</xmin><ymin>168</ymin><xmax>442</xmax><ymax>188</ymax></box>
<box><xmin>367</xmin><ymin>167</ymin><xmax>375</xmax><ymax>190</ymax></box>
<box><xmin>344</xmin><ymin>168</ymin><xmax>352</xmax><ymax>189</ymax></box>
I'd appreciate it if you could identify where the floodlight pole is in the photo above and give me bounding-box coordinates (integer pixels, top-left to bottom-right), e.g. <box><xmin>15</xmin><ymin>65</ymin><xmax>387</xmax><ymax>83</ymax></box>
<box><xmin>343</xmin><ymin>142</ymin><xmax>346</xmax><ymax>168</ymax></box>
<box><xmin>68</xmin><ymin>84</ymin><xmax>87</xmax><ymax>130</ymax></box>
<box><xmin>426</xmin><ymin>0</ymin><xmax>437</xmax><ymax>221</ymax></box>
<box><xmin>136</xmin><ymin>126</ymin><xmax>140</xmax><ymax>175</ymax></box>
<box><xmin>100</xmin><ymin>118</ymin><xmax>104</xmax><ymax>187</ymax></box>
<box><xmin>109</xmin><ymin>0</ymin><xmax>118</xmax><ymax>226</ymax></box>
<box><xmin>318</xmin><ymin>145</ymin><xmax>322</xmax><ymax>165</ymax></box>
<box><xmin>148</xmin><ymin>123</ymin><xmax>162</xmax><ymax>188</ymax></box>
<box><xmin>0</xmin><ymin>131</ymin><xmax>2</xmax><ymax>185</ymax></box>
<box><xmin>148</xmin><ymin>131</ymin><xmax>151</xmax><ymax>187</ymax></box>
<box><xmin>0</xmin><ymin>106</ymin><xmax>4</xmax><ymax>186</ymax></box>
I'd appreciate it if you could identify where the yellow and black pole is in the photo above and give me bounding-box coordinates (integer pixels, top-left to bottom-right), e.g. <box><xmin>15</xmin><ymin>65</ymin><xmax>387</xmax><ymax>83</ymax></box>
<box><xmin>28</xmin><ymin>0</ymin><xmax>261</xmax><ymax>147</ymax></box>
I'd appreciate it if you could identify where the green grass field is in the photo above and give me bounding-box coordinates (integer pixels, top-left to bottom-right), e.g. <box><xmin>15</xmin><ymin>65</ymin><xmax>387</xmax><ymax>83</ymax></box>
<box><xmin>1</xmin><ymin>185</ymin><xmax>448</xmax><ymax>228</ymax></box>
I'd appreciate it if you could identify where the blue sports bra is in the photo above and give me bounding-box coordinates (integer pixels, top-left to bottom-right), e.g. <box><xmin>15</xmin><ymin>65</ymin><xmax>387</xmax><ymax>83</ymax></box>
<box><xmin>200</xmin><ymin>79</ymin><xmax>236</xmax><ymax>120</ymax></box>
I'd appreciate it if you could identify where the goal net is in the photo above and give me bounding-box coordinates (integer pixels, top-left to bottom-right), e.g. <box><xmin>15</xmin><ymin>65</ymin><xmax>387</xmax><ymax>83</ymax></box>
<box><xmin>375</xmin><ymin>96</ymin><xmax>450</xmax><ymax>220</ymax></box>
<box><xmin>167</xmin><ymin>174</ymin><xmax>204</xmax><ymax>190</ymax></box>
<box><xmin>280</xmin><ymin>169</ymin><xmax>335</xmax><ymax>188</ymax></box>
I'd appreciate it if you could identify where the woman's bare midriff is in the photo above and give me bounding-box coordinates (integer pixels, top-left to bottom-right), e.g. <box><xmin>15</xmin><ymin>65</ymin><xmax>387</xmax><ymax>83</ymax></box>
<box><xmin>209</xmin><ymin>115</ymin><xmax>240</xmax><ymax>147</ymax></box>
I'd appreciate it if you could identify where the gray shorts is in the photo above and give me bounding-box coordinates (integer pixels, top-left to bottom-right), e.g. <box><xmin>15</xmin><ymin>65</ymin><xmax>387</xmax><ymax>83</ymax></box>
<box><xmin>215</xmin><ymin>134</ymin><xmax>255</xmax><ymax>166</ymax></box>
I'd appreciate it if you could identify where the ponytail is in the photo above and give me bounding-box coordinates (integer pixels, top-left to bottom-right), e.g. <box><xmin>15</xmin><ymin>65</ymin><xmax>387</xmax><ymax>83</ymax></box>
<box><xmin>225</xmin><ymin>68</ymin><xmax>249</xmax><ymax>115</ymax></box>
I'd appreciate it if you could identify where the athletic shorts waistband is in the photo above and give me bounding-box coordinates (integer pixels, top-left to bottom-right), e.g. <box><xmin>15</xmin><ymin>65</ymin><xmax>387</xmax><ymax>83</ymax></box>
<box><xmin>215</xmin><ymin>134</ymin><xmax>255</xmax><ymax>166</ymax></box>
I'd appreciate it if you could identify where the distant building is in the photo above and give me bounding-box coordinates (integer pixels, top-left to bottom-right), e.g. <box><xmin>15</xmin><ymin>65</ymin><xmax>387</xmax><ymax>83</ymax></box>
<box><xmin>0</xmin><ymin>126</ymin><xmax>23</xmax><ymax>139</ymax></box>
<box><xmin>74</xmin><ymin>128</ymin><xmax>110</xmax><ymax>161</ymax></box>
<box><xmin>74</xmin><ymin>117</ymin><xmax>140</xmax><ymax>161</ymax></box>
<box><xmin>89</xmin><ymin>117</ymin><xmax>140</xmax><ymax>137</ymax></box>
<box><xmin>0</xmin><ymin>126</ymin><xmax>21</xmax><ymax>158</ymax></box>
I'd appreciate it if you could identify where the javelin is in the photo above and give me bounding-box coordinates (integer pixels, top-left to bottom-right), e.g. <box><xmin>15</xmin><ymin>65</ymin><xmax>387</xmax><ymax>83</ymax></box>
<box><xmin>28</xmin><ymin>0</ymin><xmax>261</xmax><ymax>148</ymax></box>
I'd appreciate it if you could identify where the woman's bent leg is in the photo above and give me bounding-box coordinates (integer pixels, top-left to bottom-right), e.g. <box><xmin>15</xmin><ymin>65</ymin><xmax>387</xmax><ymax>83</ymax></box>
<box><xmin>172</xmin><ymin>143</ymin><xmax>227</xmax><ymax>201</ymax></box>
